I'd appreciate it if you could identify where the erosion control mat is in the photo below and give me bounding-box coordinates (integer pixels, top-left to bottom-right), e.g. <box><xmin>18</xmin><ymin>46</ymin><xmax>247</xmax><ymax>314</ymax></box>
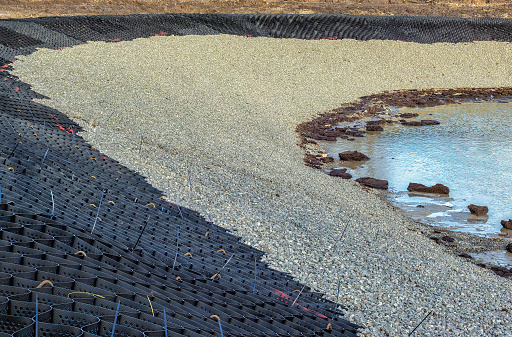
<box><xmin>0</xmin><ymin>13</ymin><xmax>511</xmax><ymax>337</ymax></box>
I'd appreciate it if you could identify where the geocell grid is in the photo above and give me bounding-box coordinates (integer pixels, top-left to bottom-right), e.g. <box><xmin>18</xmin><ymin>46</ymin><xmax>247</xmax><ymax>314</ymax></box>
<box><xmin>0</xmin><ymin>13</ymin><xmax>511</xmax><ymax>337</ymax></box>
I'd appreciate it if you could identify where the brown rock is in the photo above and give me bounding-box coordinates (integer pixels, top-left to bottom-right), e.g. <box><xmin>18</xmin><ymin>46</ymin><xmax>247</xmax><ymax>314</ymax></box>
<box><xmin>356</xmin><ymin>177</ymin><xmax>388</xmax><ymax>190</ymax></box>
<box><xmin>329</xmin><ymin>168</ymin><xmax>352</xmax><ymax>179</ymax></box>
<box><xmin>318</xmin><ymin>155</ymin><xmax>334</xmax><ymax>163</ymax></box>
<box><xmin>506</xmin><ymin>242</ymin><xmax>512</xmax><ymax>253</ymax></box>
<box><xmin>441</xmin><ymin>236</ymin><xmax>455</xmax><ymax>242</ymax></box>
<box><xmin>366</xmin><ymin>125</ymin><xmax>384</xmax><ymax>132</ymax></box>
<box><xmin>399</xmin><ymin>112</ymin><xmax>419</xmax><ymax>118</ymax></box>
<box><xmin>407</xmin><ymin>183</ymin><xmax>449</xmax><ymax>195</ymax></box>
<box><xmin>339</xmin><ymin>151</ymin><xmax>370</xmax><ymax>161</ymax></box>
<box><xmin>401</xmin><ymin>119</ymin><xmax>440</xmax><ymax>126</ymax></box>
<box><xmin>501</xmin><ymin>219</ymin><xmax>512</xmax><ymax>230</ymax></box>
<box><xmin>366</xmin><ymin>105</ymin><xmax>384</xmax><ymax>113</ymax></box>
<box><xmin>468</xmin><ymin>204</ymin><xmax>489</xmax><ymax>216</ymax></box>
<box><xmin>367</xmin><ymin>120</ymin><xmax>386</xmax><ymax>125</ymax></box>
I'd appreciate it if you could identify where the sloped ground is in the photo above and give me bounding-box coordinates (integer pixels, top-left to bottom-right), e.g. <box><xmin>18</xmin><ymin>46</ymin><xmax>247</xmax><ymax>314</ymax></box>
<box><xmin>1</xmin><ymin>0</ymin><xmax>512</xmax><ymax>19</ymax></box>
<box><xmin>4</xmin><ymin>13</ymin><xmax>512</xmax><ymax>337</ymax></box>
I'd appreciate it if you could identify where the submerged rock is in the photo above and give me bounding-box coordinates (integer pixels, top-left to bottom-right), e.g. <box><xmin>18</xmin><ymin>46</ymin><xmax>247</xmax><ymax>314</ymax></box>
<box><xmin>329</xmin><ymin>168</ymin><xmax>352</xmax><ymax>179</ymax></box>
<box><xmin>366</xmin><ymin>125</ymin><xmax>384</xmax><ymax>131</ymax></box>
<box><xmin>468</xmin><ymin>204</ymin><xmax>489</xmax><ymax>216</ymax></box>
<box><xmin>501</xmin><ymin>219</ymin><xmax>512</xmax><ymax>230</ymax></box>
<box><xmin>401</xmin><ymin>119</ymin><xmax>440</xmax><ymax>126</ymax></box>
<box><xmin>356</xmin><ymin>177</ymin><xmax>388</xmax><ymax>190</ymax></box>
<box><xmin>339</xmin><ymin>151</ymin><xmax>370</xmax><ymax>161</ymax></box>
<box><xmin>399</xmin><ymin>112</ymin><xmax>419</xmax><ymax>118</ymax></box>
<box><xmin>407</xmin><ymin>182</ymin><xmax>449</xmax><ymax>195</ymax></box>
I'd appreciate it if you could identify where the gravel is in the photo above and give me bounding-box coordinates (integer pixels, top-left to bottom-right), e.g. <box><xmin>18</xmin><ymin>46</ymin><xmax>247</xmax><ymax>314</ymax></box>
<box><xmin>12</xmin><ymin>35</ymin><xmax>512</xmax><ymax>336</ymax></box>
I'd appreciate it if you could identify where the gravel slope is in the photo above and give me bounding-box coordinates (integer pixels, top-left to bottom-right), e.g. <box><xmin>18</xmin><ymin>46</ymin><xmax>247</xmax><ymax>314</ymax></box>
<box><xmin>12</xmin><ymin>35</ymin><xmax>512</xmax><ymax>336</ymax></box>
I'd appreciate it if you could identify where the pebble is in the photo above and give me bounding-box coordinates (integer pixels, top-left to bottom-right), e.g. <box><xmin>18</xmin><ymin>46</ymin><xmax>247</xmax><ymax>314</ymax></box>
<box><xmin>12</xmin><ymin>35</ymin><xmax>512</xmax><ymax>336</ymax></box>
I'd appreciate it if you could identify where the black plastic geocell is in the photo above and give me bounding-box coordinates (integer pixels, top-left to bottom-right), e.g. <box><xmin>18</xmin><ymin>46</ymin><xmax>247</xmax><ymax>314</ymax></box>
<box><xmin>1</xmin><ymin>13</ymin><xmax>511</xmax><ymax>337</ymax></box>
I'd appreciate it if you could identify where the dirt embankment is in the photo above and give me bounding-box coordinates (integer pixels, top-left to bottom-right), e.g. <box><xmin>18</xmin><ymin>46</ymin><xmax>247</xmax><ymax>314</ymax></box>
<box><xmin>1</xmin><ymin>0</ymin><xmax>512</xmax><ymax>19</ymax></box>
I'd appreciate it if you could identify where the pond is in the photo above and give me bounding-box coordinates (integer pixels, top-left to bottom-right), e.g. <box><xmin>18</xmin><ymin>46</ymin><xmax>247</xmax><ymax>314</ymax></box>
<box><xmin>323</xmin><ymin>102</ymin><xmax>512</xmax><ymax>238</ymax></box>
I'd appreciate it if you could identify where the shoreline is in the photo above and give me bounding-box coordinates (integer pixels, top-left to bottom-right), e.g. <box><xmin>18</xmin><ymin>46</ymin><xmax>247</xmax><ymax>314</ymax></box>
<box><xmin>12</xmin><ymin>36</ymin><xmax>512</xmax><ymax>336</ymax></box>
<box><xmin>296</xmin><ymin>87</ymin><xmax>512</xmax><ymax>279</ymax></box>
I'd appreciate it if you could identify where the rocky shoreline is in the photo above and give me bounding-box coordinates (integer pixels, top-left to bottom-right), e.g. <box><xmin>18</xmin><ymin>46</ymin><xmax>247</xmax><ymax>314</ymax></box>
<box><xmin>297</xmin><ymin>86</ymin><xmax>512</xmax><ymax>280</ymax></box>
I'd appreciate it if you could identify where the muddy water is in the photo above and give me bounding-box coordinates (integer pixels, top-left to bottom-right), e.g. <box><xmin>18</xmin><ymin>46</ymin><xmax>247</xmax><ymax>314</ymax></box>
<box><xmin>323</xmin><ymin>102</ymin><xmax>512</xmax><ymax>239</ymax></box>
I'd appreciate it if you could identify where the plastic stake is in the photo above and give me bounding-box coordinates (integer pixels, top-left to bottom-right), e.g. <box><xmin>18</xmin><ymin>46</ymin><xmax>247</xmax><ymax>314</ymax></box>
<box><xmin>111</xmin><ymin>300</ymin><xmax>121</xmax><ymax>337</ymax></box>
<box><xmin>217</xmin><ymin>318</ymin><xmax>224</xmax><ymax>337</ymax></box>
<box><xmin>40</xmin><ymin>147</ymin><xmax>49</xmax><ymax>169</ymax></box>
<box><xmin>35</xmin><ymin>293</ymin><xmax>38</xmax><ymax>337</ymax></box>
<box><xmin>163</xmin><ymin>309</ymin><xmax>168</xmax><ymax>337</ymax></box>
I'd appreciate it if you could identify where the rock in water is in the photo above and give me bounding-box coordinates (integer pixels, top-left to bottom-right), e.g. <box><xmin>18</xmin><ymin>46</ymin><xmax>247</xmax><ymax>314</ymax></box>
<box><xmin>501</xmin><ymin>219</ymin><xmax>512</xmax><ymax>230</ymax></box>
<box><xmin>506</xmin><ymin>242</ymin><xmax>512</xmax><ymax>253</ymax></box>
<box><xmin>366</xmin><ymin>125</ymin><xmax>384</xmax><ymax>131</ymax></box>
<box><xmin>407</xmin><ymin>182</ymin><xmax>449</xmax><ymax>195</ymax></box>
<box><xmin>339</xmin><ymin>151</ymin><xmax>370</xmax><ymax>161</ymax></box>
<box><xmin>468</xmin><ymin>204</ymin><xmax>489</xmax><ymax>216</ymax></box>
<box><xmin>356</xmin><ymin>177</ymin><xmax>388</xmax><ymax>190</ymax></box>
<box><xmin>329</xmin><ymin>168</ymin><xmax>352</xmax><ymax>179</ymax></box>
<box><xmin>401</xmin><ymin>119</ymin><xmax>440</xmax><ymax>126</ymax></box>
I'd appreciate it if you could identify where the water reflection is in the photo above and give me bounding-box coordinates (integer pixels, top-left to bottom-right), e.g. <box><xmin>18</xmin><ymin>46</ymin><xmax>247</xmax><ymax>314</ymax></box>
<box><xmin>323</xmin><ymin>102</ymin><xmax>512</xmax><ymax>237</ymax></box>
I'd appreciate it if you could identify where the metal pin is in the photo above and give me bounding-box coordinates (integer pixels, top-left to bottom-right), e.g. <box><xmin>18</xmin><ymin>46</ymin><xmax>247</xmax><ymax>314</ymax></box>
<box><xmin>212</xmin><ymin>254</ymin><xmax>234</xmax><ymax>281</ymax></box>
<box><xmin>41</xmin><ymin>120</ymin><xmax>45</xmax><ymax>143</ymax></box>
<box><xmin>50</xmin><ymin>189</ymin><xmax>54</xmax><ymax>217</ymax></box>
<box><xmin>7</xmin><ymin>141</ymin><xmax>21</xmax><ymax>159</ymax></box>
<box><xmin>291</xmin><ymin>285</ymin><xmax>306</xmax><ymax>306</ymax></box>
<box><xmin>132</xmin><ymin>216</ymin><xmax>150</xmax><ymax>252</ymax></box>
<box><xmin>332</xmin><ymin>278</ymin><xmax>341</xmax><ymax>319</ymax></box>
<box><xmin>172</xmin><ymin>225</ymin><xmax>180</xmax><ymax>268</ymax></box>
<box><xmin>252</xmin><ymin>257</ymin><xmax>257</xmax><ymax>294</ymax></box>
<box><xmin>27</xmin><ymin>105</ymin><xmax>36</xmax><ymax>125</ymax></box>
<box><xmin>91</xmin><ymin>189</ymin><xmax>106</xmax><ymax>234</ymax></box>
<box><xmin>408</xmin><ymin>311</ymin><xmax>433</xmax><ymax>336</ymax></box>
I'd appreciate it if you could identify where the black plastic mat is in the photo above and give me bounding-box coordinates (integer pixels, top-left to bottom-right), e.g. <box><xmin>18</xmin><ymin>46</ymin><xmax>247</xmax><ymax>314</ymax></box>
<box><xmin>0</xmin><ymin>13</ymin><xmax>511</xmax><ymax>337</ymax></box>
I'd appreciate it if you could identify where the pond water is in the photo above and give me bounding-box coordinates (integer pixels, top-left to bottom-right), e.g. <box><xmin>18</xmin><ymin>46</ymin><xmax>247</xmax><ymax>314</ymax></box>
<box><xmin>323</xmin><ymin>102</ymin><xmax>512</xmax><ymax>238</ymax></box>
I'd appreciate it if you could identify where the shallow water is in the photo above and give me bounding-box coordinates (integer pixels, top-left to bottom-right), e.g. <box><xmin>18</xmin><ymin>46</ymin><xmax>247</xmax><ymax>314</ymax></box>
<box><xmin>323</xmin><ymin>102</ymin><xmax>512</xmax><ymax>238</ymax></box>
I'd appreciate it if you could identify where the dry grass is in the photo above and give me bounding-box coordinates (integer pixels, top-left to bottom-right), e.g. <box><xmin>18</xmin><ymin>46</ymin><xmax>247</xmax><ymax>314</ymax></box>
<box><xmin>0</xmin><ymin>0</ymin><xmax>511</xmax><ymax>19</ymax></box>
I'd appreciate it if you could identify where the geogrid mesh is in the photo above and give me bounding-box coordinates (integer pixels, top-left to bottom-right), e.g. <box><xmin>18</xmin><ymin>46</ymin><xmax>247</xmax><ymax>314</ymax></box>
<box><xmin>0</xmin><ymin>13</ymin><xmax>511</xmax><ymax>337</ymax></box>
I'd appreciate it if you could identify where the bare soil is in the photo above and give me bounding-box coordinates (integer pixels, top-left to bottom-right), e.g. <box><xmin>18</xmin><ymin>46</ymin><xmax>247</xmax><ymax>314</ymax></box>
<box><xmin>1</xmin><ymin>0</ymin><xmax>512</xmax><ymax>19</ymax></box>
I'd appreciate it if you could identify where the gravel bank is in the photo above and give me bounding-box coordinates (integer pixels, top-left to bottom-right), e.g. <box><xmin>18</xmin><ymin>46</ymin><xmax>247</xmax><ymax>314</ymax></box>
<box><xmin>12</xmin><ymin>35</ymin><xmax>512</xmax><ymax>336</ymax></box>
